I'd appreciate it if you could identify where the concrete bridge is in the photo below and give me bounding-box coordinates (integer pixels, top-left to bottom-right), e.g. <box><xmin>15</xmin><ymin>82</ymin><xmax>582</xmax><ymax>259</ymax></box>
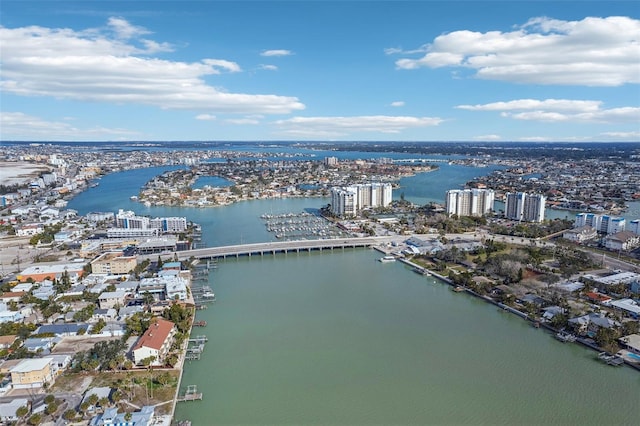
<box><xmin>393</xmin><ymin>158</ymin><xmax>451</xmax><ymax>164</ymax></box>
<box><xmin>168</xmin><ymin>236</ymin><xmax>397</xmax><ymax>261</ymax></box>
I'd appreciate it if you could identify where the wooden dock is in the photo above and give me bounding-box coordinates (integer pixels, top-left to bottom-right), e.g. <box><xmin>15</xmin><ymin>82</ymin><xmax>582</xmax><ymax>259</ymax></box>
<box><xmin>177</xmin><ymin>385</ymin><xmax>203</xmax><ymax>402</ymax></box>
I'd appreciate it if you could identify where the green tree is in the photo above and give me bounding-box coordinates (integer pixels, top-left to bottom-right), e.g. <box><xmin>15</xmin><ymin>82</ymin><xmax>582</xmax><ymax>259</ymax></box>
<box><xmin>27</xmin><ymin>413</ymin><xmax>42</xmax><ymax>426</ymax></box>
<box><xmin>63</xmin><ymin>409</ymin><xmax>77</xmax><ymax>421</ymax></box>
<box><xmin>16</xmin><ymin>405</ymin><xmax>29</xmax><ymax>419</ymax></box>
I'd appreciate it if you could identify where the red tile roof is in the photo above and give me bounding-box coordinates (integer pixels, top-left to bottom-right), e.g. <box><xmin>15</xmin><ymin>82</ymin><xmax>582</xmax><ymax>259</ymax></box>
<box><xmin>133</xmin><ymin>318</ymin><xmax>175</xmax><ymax>351</ymax></box>
<box><xmin>586</xmin><ymin>292</ymin><xmax>612</xmax><ymax>303</ymax></box>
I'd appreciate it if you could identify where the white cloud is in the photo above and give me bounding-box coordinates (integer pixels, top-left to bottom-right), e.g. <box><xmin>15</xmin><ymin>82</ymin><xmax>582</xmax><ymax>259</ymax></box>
<box><xmin>457</xmin><ymin>99</ymin><xmax>602</xmax><ymax>112</ymax></box>
<box><xmin>396</xmin><ymin>16</ymin><xmax>640</xmax><ymax>86</ymax></box>
<box><xmin>107</xmin><ymin>17</ymin><xmax>150</xmax><ymax>39</ymax></box>
<box><xmin>473</xmin><ymin>134</ymin><xmax>502</xmax><ymax>141</ymax></box>
<box><xmin>225</xmin><ymin>118</ymin><xmax>261</xmax><ymax>125</ymax></box>
<box><xmin>195</xmin><ymin>114</ymin><xmax>216</xmax><ymax>121</ymax></box>
<box><xmin>457</xmin><ymin>98</ymin><xmax>640</xmax><ymax>123</ymax></box>
<box><xmin>202</xmin><ymin>59</ymin><xmax>242</xmax><ymax>73</ymax></box>
<box><xmin>0</xmin><ymin>19</ymin><xmax>305</xmax><ymax>114</ymax></box>
<box><xmin>0</xmin><ymin>112</ymin><xmax>140</xmax><ymax>140</ymax></box>
<box><xmin>260</xmin><ymin>49</ymin><xmax>293</xmax><ymax>57</ymax></box>
<box><xmin>601</xmin><ymin>130</ymin><xmax>640</xmax><ymax>138</ymax></box>
<box><xmin>259</xmin><ymin>64</ymin><xmax>278</xmax><ymax>71</ymax></box>
<box><xmin>275</xmin><ymin>115</ymin><xmax>443</xmax><ymax>136</ymax></box>
<box><xmin>390</xmin><ymin>101</ymin><xmax>405</xmax><ymax>107</ymax></box>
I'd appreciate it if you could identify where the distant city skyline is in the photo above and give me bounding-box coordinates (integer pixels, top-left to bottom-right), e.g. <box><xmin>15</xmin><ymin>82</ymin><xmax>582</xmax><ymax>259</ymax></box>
<box><xmin>1</xmin><ymin>1</ymin><xmax>638</xmax><ymax>142</ymax></box>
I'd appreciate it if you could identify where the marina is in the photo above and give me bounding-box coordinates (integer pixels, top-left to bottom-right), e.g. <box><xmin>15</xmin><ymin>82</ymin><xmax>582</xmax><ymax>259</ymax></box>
<box><xmin>261</xmin><ymin>211</ymin><xmax>348</xmax><ymax>240</ymax></box>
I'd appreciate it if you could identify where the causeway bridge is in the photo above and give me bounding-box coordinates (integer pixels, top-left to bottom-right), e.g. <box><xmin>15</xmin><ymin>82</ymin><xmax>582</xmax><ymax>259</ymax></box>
<box><xmin>169</xmin><ymin>236</ymin><xmax>397</xmax><ymax>261</ymax></box>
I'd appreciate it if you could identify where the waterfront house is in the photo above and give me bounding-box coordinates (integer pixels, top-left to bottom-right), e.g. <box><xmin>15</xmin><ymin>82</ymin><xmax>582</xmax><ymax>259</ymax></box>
<box><xmin>89</xmin><ymin>405</ymin><xmax>155</xmax><ymax>426</ymax></box>
<box><xmin>542</xmin><ymin>306</ymin><xmax>566</xmax><ymax>321</ymax></box>
<box><xmin>132</xmin><ymin>318</ymin><xmax>175</xmax><ymax>366</ymax></box>
<box><xmin>568</xmin><ymin>313</ymin><xmax>620</xmax><ymax>335</ymax></box>
<box><xmin>9</xmin><ymin>357</ymin><xmax>55</xmax><ymax>389</ymax></box>
<box><xmin>619</xmin><ymin>334</ymin><xmax>640</xmax><ymax>354</ymax></box>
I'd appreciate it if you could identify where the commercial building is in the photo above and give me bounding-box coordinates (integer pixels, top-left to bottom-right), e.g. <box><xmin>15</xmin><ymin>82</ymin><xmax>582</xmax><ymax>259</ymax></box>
<box><xmin>445</xmin><ymin>188</ymin><xmax>494</xmax><ymax>218</ymax></box>
<box><xmin>504</xmin><ymin>192</ymin><xmax>545</xmax><ymax>223</ymax></box>
<box><xmin>17</xmin><ymin>263</ymin><xmax>85</xmax><ymax>283</ymax></box>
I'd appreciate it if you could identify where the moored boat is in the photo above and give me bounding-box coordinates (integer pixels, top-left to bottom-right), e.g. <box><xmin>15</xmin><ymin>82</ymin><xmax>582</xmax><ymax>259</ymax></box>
<box><xmin>379</xmin><ymin>256</ymin><xmax>396</xmax><ymax>263</ymax></box>
<box><xmin>555</xmin><ymin>331</ymin><xmax>577</xmax><ymax>343</ymax></box>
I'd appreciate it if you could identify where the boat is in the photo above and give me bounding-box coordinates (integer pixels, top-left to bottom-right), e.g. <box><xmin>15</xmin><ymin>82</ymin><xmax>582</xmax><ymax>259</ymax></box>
<box><xmin>452</xmin><ymin>286</ymin><xmax>465</xmax><ymax>292</ymax></box>
<box><xmin>412</xmin><ymin>266</ymin><xmax>430</xmax><ymax>276</ymax></box>
<box><xmin>555</xmin><ymin>331</ymin><xmax>577</xmax><ymax>343</ymax></box>
<box><xmin>598</xmin><ymin>352</ymin><xmax>624</xmax><ymax>366</ymax></box>
<box><xmin>202</xmin><ymin>291</ymin><xmax>216</xmax><ymax>299</ymax></box>
<box><xmin>193</xmin><ymin>320</ymin><xmax>207</xmax><ymax>327</ymax></box>
<box><xmin>130</xmin><ymin>195</ymin><xmax>138</xmax><ymax>200</ymax></box>
<box><xmin>378</xmin><ymin>256</ymin><xmax>396</xmax><ymax>263</ymax></box>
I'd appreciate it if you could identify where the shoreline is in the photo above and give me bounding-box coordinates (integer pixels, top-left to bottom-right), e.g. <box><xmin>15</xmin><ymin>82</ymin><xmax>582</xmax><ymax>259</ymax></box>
<box><xmin>394</xmin><ymin>255</ymin><xmax>640</xmax><ymax>372</ymax></box>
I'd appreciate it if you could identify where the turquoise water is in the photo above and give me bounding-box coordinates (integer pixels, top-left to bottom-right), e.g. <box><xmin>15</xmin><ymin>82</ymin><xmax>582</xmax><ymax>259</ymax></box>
<box><xmin>175</xmin><ymin>250</ymin><xmax>639</xmax><ymax>425</ymax></box>
<box><xmin>67</xmin><ymin>158</ymin><xmax>640</xmax><ymax>425</ymax></box>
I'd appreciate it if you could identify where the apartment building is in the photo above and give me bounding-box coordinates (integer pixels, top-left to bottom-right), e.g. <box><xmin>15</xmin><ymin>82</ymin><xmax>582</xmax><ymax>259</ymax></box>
<box><xmin>445</xmin><ymin>188</ymin><xmax>495</xmax><ymax>218</ymax></box>
<box><xmin>504</xmin><ymin>192</ymin><xmax>546</xmax><ymax>223</ymax></box>
<box><xmin>91</xmin><ymin>252</ymin><xmax>137</xmax><ymax>275</ymax></box>
<box><xmin>132</xmin><ymin>318</ymin><xmax>176</xmax><ymax>366</ymax></box>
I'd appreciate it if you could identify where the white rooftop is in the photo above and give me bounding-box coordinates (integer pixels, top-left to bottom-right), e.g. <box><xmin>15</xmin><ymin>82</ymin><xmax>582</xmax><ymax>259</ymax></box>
<box><xmin>10</xmin><ymin>357</ymin><xmax>53</xmax><ymax>373</ymax></box>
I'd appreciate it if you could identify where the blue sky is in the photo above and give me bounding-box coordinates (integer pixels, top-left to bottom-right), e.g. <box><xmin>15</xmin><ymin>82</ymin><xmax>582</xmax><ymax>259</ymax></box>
<box><xmin>1</xmin><ymin>1</ymin><xmax>638</xmax><ymax>142</ymax></box>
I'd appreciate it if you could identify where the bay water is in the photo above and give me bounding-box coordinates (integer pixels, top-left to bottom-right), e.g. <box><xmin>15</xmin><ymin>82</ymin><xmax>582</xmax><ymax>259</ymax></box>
<box><xmin>67</xmin><ymin>160</ymin><xmax>640</xmax><ymax>425</ymax></box>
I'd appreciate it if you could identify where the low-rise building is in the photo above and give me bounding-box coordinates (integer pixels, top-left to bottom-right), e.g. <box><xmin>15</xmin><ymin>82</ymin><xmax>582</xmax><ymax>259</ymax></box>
<box><xmin>9</xmin><ymin>358</ymin><xmax>55</xmax><ymax>389</ymax></box>
<box><xmin>0</xmin><ymin>398</ymin><xmax>29</xmax><ymax>422</ymax></box>
<box><xmin>132</xmin><ymin>318</ymin><xmax>175</xmax><ymax>366</ymax></box>
<box><xmin>17</xmin><ymin>263</ymin><xmax>85</xmax><ymax>283</ymax></box>
<box><xmin>91</xmin><ymin>252</ymin><xmax>138</xmax><ymax>275</ymax></box>
<box><xmin>604</xmin><ymin>231</ymin><xmax>640</xmax><ymax>251</ymax></box>
<box><xmin>562</xmin><ymin>225</ymin><xmax>598</xmax><ymax>243</ymax></box>
<box><xmin>98</xmin><ymin>290</ymin><xmax>129</xmax><ymax>309</ymax></box>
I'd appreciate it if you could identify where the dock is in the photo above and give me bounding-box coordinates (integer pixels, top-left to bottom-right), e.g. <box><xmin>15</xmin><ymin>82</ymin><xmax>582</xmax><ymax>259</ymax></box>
<box><xmin>177</xmin><ymin>385</ymin><xmax>203</xmax><ymax>402</ymax></box>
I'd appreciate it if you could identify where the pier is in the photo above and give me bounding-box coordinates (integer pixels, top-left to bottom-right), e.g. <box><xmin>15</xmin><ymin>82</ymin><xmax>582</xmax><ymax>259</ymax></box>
<box><xmin>177</xmin><ymin>385</ymin><xmax>203</xmax><ymax>402</ymax></box>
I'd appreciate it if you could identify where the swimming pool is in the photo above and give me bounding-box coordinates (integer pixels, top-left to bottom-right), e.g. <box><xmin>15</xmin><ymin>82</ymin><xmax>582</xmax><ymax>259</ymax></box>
<box><xmin>626</xmin><ymin>352</ymin><xmax>640</xmax><ymax>361</ymax></box>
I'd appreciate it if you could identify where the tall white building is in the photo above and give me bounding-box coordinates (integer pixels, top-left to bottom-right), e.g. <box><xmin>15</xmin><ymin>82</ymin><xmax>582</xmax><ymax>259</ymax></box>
<box><xmin>504</xmin><ymin>192</ymin><xmax>545</xmax><ymax>223</ymax></box>
<box><xmin>630</xmin><ymin>219</ymin><xmax>640</xmax><ymax>235</ymax></box>
<box><xmin>445</xmin><ymin>189</ymin><xmax>494</xmax><ymax>217</ymax></box>
<box><xmin>330</xmin><ymin>183</ymin><xmax>392</xmax><ymax>217</ymax></box>
<box><xmin>113</xmin><ymin>210</ymin><xmax>187</xmax><ymax>235</ymax></box>
<box><xmin>330</xmin><ymin>188</ymin><xmax>357</xmax><ymax>217</ymax></box>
